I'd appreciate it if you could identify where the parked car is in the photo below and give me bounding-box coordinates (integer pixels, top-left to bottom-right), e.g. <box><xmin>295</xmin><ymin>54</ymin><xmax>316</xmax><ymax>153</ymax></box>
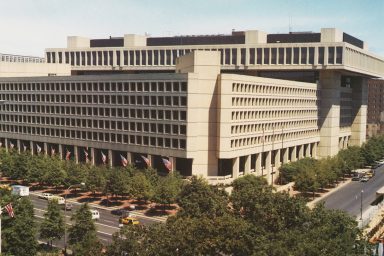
<box><xmin>119</xmin><ymin>216</ymin><xmax>140</xmax><ymax>225</ymax></box>
<box><xmin>11</xmin><ymin>185</ymin><xmax>29</xmax><ymax>197</ymax></box>
<box><xmin>360</xmin><ymin>176</ymin><xmax>370</xmax><ymax>182</ymax></box>
<box><xmin>63</xmin><ymin>203</ymin><xmax>73</xmax><ymax>211</ymax></box>
<box><xmin>90</xmin><ymin>209</ymin><xmax>100</xmax><ymax>220</ymax></box>
<box><xmin>352</xmin><ymin>173</ymin><xmax>363</xmax><ymax>181</ymax></box>
<box><xmin>48</xmin><ymin>196</ymin><xmax>65</xmax><ymax>205</ymax></box>
<box><xmin>38</xmin><ymin>193</ymin><xmax>54</xmax><ymax>200</ymax></box>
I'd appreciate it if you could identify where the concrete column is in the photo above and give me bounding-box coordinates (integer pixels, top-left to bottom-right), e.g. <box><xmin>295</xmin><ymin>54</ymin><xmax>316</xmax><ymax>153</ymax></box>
<box><xmin>312</xmin><ymin>143</ymin><xmax>318</xmax><ymax>159</ymax></box>
<box><xmin>4</xmin><ymin>138</ymin><xmax>8</xmax><ymax>152</ymax></box>
<box><xmin>108</xmin><ymin>149</ymin><xmax>113</xmax><ymax>167</ymax></box>
<box><xmin>244</xmin><ymin>155</ymin><xmax>251</xmax><ymax>175</ymax></box>
<box><xmin>127</xmin><ymin>152</ymin><xmax>132</xmax><ymax>165</ymax></box>
<box><xmin>274</xmin><ymin>149</ymin><xmax>281</xmax><ymax>168</ymax></box>
<box><xmin>29</xmin><ymin>141</ymin><xmax>34</xmax><ymax>155</ymax></box>
<box><xmin>255</xmin><ymin>153</ymin><xmax>262</xmax><ymax>176</ymax></box>
<box><xmin>44</xmin><ymin>142</ymin><xmax>48</xmax><ymax>156</ymax></box>
<box><xmin>318</xmin><ymin>71</ymin><xmax>341</xmax><ymax>157</ymax></box>
<box><xmin>298</xmin><ymin>145</ymin><xmax>304</xmax><ymax>159</ymax></box>
<box><xmin>17</xmin><ymin>140</ymin><xmax>21</xmax><ymax>154</ymax></box>
<box><xmin>90</xmin><ymin>148</ymin><xmax>95</xmax><ymax>165</ymax></box>
<box><xmin>290</xmin><ymin>146</ymin><xmax>297</xmax><ymax>161</ymax></box>
<box><xmin>350</xmin><ymin>77</ymin><xmax>367</xmax><ymax>146</ymax></box>
<box><xmin>343</xmin><ymin>136</ymin><xmax>348</xmax><ymax>149</ymax></box>
<box><xmin>74</xmin><ymin>146</ymin><xmax>79</xmax><ymax>164</ymax></box>
<box><xmin>58</xmin><ymin>144</ymin><xmax>63</xmax><ymax>159</ymax></box>
<box><xmin>265</xmin><ymin>151</ymin><xmax>272</xmax><ymax>184</ymax></box>
<box><xmin>147</xmin><ymin>154</ymin><xmax>152</xmax><ymax>168</ymax></box>
<box><xmin>169</xmin><ymin>156</ymin><xmax>175</xmax><ymax>172</ymax></box>
<box><xmin>283</xmin><ymin>148</ymin><xmax>289</xmax><ymax>163</ymax></box>
<box><xmin>232</xmin><ymin>157</ymin><xmax>239</xmax><ymax>179</ymax></box>
<box><xmin>305</xmin><ymin>144</ymin><xmax>311</xmax><ymax>157</ymax></box>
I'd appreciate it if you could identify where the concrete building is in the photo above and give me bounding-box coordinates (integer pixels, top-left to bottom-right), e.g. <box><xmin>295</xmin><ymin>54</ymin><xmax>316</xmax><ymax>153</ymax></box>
<box><xmin>367</xmin><ymin>79</ymin><xmax>384</xmax><ymax>137</ymax></box>
<box><xmin>0</xmin><ymin>28</ymin><xmax>383</xmax><ymax>184</ymax></box>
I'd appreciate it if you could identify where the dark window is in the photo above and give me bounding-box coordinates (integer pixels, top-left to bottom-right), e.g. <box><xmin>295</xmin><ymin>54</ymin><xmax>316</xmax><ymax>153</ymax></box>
<box><xmin>257</xmin><ymin>48</ymin><xmax>262</xmax><ymax>64</ymax></box>
<box><xmin>328</xmin><ymin>47</ymin><xmax>335</xmax><ymax>64</ymax></box>
<box><xmin>318</xmin><ymin>47</ymin><xmax>324</xmax><ymax>64</ymax></box>
<box><xmin>286</xmin><ymin>48</ymin><xmax>292</xmax><ymax>64</ymax></box>
<box><xmin>249</xmin><ymin>48</ymin><xmax>255</xmax><ymax>64</ymax></box>
<box><xmin>336</xmin><ymin>47</ymin><xmax>343</xmax><ymax>64</ymax></box>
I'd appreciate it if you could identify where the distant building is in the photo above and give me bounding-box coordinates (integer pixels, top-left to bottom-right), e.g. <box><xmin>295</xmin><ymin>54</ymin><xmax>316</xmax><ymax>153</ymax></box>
<box><xmin>367</xmin><ymin>79</ymin><xmax>384</xmax><ymax>137</ymax></box>
<box><xmin>0</xmin><ymin>28</ymin><xmax>383</xmax><ymax>184</ymax></box>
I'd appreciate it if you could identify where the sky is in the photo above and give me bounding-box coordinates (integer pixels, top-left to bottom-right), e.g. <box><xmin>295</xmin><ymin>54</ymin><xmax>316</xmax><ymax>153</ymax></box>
<box><xmin>0</xmin><ymin>0</ymin><xmax>383</xmax><ymax>57</ymax></box>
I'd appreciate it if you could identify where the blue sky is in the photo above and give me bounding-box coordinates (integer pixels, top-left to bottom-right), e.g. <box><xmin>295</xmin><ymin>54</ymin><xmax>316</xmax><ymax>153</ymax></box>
<box><xmin>0</xmin><ymin>0</ymin><xmax>383</xmax><ymax>57</ymax></box>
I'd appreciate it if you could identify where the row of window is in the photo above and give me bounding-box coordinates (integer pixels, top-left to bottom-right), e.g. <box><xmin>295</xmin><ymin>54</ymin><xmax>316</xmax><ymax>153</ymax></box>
<box><xmin>2</xmin><ymin>105</ymin><xmax>187</xmax><ymax>121</ymax></box>
<box><xmin>230</xmin><ymin>129</ymin><xmax>320</xmax><ymax>148</ymax></box>
<box><xmin>46</xmin><ymin>46</ymin><xmax>344</xmax><ymax>67</ymax></box>
<box><xmin>0</xmin><ymin>54</ymin><xmax>44</xmax><ymax>63</ymax></box>
<box><xmin>231</xmin><ymin>120</ymin><xmax>318</xmax><ymax>135</ymax></box>
<box><xmin>0</xmin><ymin>81</ymin><xmax>188</xmax><ymax>93</ymax></box>
<box><xmin>0</xmin><ymin>125</ymin><xmax>186</xmax><ymax>150</ymax></box>
<box><xmin>231</xmin><ymin>82</ymin><xmax>317</xmax><ymax>96</ymax></box>
<box><xmin>1</xmin><ymin>114</ymin><xmax>187</xmax><ymax>135</ymax></box>
<box><xmin>231</xmin><ymin>97</ymin><xmax>317</xmax><ymax>107</ymax></box>
<box><xmin>2</xmin><ymin>94</ymin><xmax>188</xmax><ymax>107</ymax></box>
<box><xmin>231</xmin><ymin>109</ymin><xmax>318</xmax><ymax>121</ymax></box>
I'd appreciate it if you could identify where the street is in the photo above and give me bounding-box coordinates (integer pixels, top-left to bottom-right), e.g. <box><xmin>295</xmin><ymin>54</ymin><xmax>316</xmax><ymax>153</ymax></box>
<box><xmin>30</xmin><ymin>193</ymin><xmax>164</xmax><ymax>246</ymax></box>
<box><xmin>321</xmin><ymin>165</ymin><xmax>384</xmax><ymax>218</ymax></box>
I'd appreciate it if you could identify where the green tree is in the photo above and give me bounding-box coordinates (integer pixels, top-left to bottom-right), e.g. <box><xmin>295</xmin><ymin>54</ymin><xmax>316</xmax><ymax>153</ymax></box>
<box><xmin>42</xmin><ymin>157</ymin><xmax>67</xmax><ymax>190</ymax></box>
<box><xmin>68</xmin><ymin>203</ymin><xmax>103</xmax><ymax>256</ymax></box>
<box><xmin>2</xmin><ymin>197</ymin><xmax>38</xmax><ymax>256</ymax></box>
<box><xmin>177</xmin><ymin>176</ymin><xmax>228</xmax><ymax>218</ymax></box>
<box><xmin>105</xmin><ymin>168</ymin><xmax>130</xmax><ymax>198</ymax></box>
<box><xmin>86</xmin><ymin>165</ymin><xmax>107</xmax><ymax>197</ymax></box>
<box><xmin>153</xmin><ymin>173</ymin><xmax>183</xmax><ymax>209</ymax></box>
<box><xmin>130</xmin><ymin>172</ymin><xmax>154</xmax><ymax>202</ymax></box>
<box><xmin>338</xmin><ymin>146</ymin><xmax>365</xmax><ymax>173</ymax></box>
<box><xmin>63</xmin><ymin>160</ymin><xmax>88</xmax><ymax>187</ymax></box>
<box><xmin>40</xmin><ymin>199</ymin><xmax>65</xmax><ymax>247</ymax></box>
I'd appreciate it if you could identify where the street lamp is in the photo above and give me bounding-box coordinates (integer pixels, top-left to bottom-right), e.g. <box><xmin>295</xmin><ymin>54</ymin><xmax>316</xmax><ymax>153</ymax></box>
<box><xmin>360</xmin><ymin>189</ymin><xmax>364</xmax><ymax>221</ymax></box>
<box><xmin>64</xmin><ymin>182</ymin><xmax>85</xmax><ymax>255</ymax></box>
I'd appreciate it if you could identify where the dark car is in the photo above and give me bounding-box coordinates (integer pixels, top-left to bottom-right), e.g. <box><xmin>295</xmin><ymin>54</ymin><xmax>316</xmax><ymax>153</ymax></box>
<box><xmin>352</xmin><ymin>173</ymin><xmax>362</xmax><ymax>181</ymax></box>
<box><xmin>111</xmin><ymin>208</ymin><xmax>129</xmax><ymax>216</ymax></box>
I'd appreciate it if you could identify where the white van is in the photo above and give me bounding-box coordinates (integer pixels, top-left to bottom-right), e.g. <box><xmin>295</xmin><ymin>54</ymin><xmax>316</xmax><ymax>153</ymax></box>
<box><xmin>90</xmin><ymin>209</ymin><xmax>100</xmax><ymax>220</ymax></box>
<box><xmin>48</xmin><ymin>196</ymin><xmax>65</xmax><ymax>205</ymax></box>
<box><xmin>11</xmin><ymin>185</ymin><xmax>29</xmax><ymax>197</ymax></box>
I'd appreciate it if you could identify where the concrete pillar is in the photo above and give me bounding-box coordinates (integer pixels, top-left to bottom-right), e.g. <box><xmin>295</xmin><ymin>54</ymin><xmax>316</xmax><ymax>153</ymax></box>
<box><xmin>265</xmin><ymin>151</ymin><xmax>272</xmax><ymax>184</ymax></box>
<box><xmin>74</xmin><ymin>146</ymin><xmax>79</xmax><ymax>164</ymax></box>
<box><xmin>58</xmin><ymin>144</ymin><xmax>63</xmax><ymax>159</ymax></box>
<box><xmin>127</xmin><ymin>152</ymin><xmax>132</xmax><ymax>165</ymax></box>
<box><xmin>17</xmin><ymin>140</ymin><xmax>21</xmax><ymax>154</ymax></box>
<box><xmin>244</xmin><ymin>155</ymin><xmax>251</xmax><ymax>175</ymax></box>
<box><xmin>290</xmin><ymin>146</ymin><xmax>297</xmax><ymax>161</ymax></box>
<box><xmin>44</xmin><ymin>142</ymin><xmax>48</xmax><ymax>156</ymax></box>
<box><xmin>108</xmin><ymin>149</ymin><xmax>113</xmax><ymax>167</ymax></box>
<box><xmin>232</xmin><ymin>157</ymin><xmax>239</xmax><ymax>179</ymax></box>
<box><xmin>90</xmin><ymin>148</ymin><xmax>95</xmax><ymax>165</ymax></box>
<box><xmin>318</xmin><ymin>71</ymin><xmax>341</xmax><ymax>157</ymax></box>
<box><xmin>169</xmin><ymin>156</ymin><xmax>175</xmax><ymax>172</ymax></box>
<box><xmin>298</xmin><ymin>145</ymin><xmax>304</xmax><ymax>159</ymax></box>
<box><xmin>283</xmin><ymin>148</ymin><xmax>289</xmax><ymax>163</ymax></box>
<box><xmin>255</xmin><ymin>153</ymin><xmax>262</xmax><ymax>176</ymax></box>
<box><xmin>305</xmin><ymin>144</ymin><xmax>311</xmax><ymax>157</ymax></box>
<box><xmin>4</xmin><ymin>138</ymin><xmax>8</xmax><ymax>152</ymax></box>
<box><xmin>147</xmin><ymin>154</ymin><xmax>152</xmax><ymax>168</ymax></box>
<box><xmin>30</xmin><ymin>141</ymin><xmax>34</xmax><ymax>155</ymax></box>
<box><xmin>312</xmin><ymin>143</ymin><xmax>318</xmax><ymax>159</ymax></box>
<box><xmin>350</xmin><ymin>77</ymin><xmax>367</xmax><ymax>146</ymax></box>
<box><xmin>274</xmin><ymin>149</ymin><xmax>281</xmax><ymax>168</ymax></box>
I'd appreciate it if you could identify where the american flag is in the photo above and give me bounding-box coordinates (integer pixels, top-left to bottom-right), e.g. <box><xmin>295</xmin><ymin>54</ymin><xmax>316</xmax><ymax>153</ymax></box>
<box><xmin>101</xmin><ymin>151</ymin><xmax>107</xmax><ymax>164</ymax></box>
<box><xmin>4</xmin><ymin>203</ymin><xmax>15</xmax><ymax>218</ymax></box>
<box><xmin>84</xmin><ymin>149</ymin><xmax>89</xmax><ymax>162</ymax></box>
<box><xmin>162</xmin><ymin>158</ymin><xmax>172</xmax><ymax>172</ymax></box>
<box><xmin>141</xmin><ymin>155</ymin><xmax>150</xmax><ymax>167</ymax></box>
<box><xmin>23</xmin><ymin>143</ymin><xmax>27</xmax><ymax>152</ymax></box>
<box><xmin>120</xmin><ymin>154</ymin><xmax>128</xmax><ymax>167</ymax></box>
<box><xmin>36</xmin><ymin>144</ymin><xmax>42</xmax><ymax>153</ymax></box>
<box><xmin>51</xmin><ymin>147</ymin><xmax>55</xmax><ymax>156</ymax></box>
<box><xmin>66</xmin><ymin>150</ymin><xmax>71</xmax><ymax>161</ymax></box>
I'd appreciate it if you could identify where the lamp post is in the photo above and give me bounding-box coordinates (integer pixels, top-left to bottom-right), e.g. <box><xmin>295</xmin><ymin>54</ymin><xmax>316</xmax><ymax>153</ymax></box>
<box><xmin>64</xmin><ymin>182</ymin><xmax>85</xmax><ymax>255</ymax></box>
<box><xmin>360</xmin><ymin>189</ymin><xmax>364</xmax><ymax>221</ymax></box>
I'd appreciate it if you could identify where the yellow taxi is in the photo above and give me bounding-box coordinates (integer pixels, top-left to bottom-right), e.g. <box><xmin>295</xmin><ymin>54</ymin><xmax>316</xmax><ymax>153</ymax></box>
<box><xmin>119</xmin><ymin>216</ymin><xmax>140</xmax><ymax>225</ymax></box>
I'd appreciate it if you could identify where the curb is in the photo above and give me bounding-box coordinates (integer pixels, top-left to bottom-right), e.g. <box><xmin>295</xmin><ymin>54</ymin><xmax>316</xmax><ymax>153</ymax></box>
<box><xmin>306</xmin><ymin>178</ymin><xmax>352</xmax><ymax>208</ymax></box>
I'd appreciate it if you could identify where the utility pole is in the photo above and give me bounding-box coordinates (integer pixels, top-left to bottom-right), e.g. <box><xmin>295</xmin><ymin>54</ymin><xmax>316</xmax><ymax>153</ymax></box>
<box><xmin>360</xmin><ymin>189</ymin><xmax>364</xmax><ymax>221</ymax></box>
